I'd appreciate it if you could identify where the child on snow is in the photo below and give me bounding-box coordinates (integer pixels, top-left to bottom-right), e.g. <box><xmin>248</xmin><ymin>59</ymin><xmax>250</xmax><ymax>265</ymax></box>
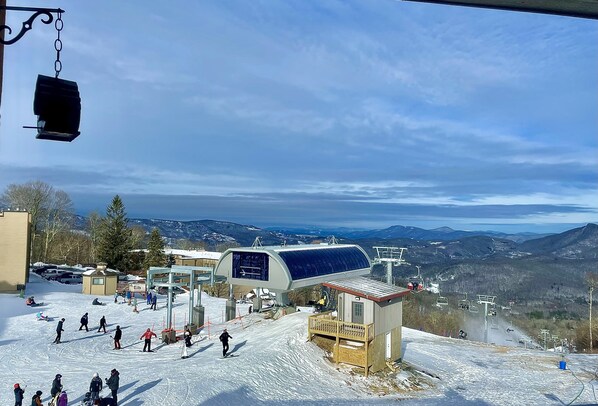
<box><xmin>89</xmin><ymin>372</ymin><xmax>103</xmax><ymax>401</ymax></box>
<box><xmin>31</xmin><ymin>390</ymin><xmax>43</xmax><ymax>406</ymax></box>
<box><xmin>14</xmin><ymin>383</ymin><xmax>24</xmax><ymax>406</ymax></box>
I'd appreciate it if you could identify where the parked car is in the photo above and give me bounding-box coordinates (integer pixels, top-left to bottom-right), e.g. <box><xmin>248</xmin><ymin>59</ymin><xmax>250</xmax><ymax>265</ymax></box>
<box><xmin>60</xmin><ymin>275</ymin><xmax>83</xmax><ymax>284</ymax></box>
<box><xmin>42</xmin><ymin>269</ymin><xmax>68</xmax><ymax>280</ymax></box>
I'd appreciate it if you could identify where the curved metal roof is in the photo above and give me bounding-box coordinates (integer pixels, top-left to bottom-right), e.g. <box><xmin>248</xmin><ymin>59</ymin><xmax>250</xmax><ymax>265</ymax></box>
<box><xmin>278</xmin><ymin>246</ymin><xmax>370</xmax><ymax>281</ymax></box>
<box><xmin>215</xmin><ymin>244</ymin><xmax>372</xmax><ymax>291</ymax></box>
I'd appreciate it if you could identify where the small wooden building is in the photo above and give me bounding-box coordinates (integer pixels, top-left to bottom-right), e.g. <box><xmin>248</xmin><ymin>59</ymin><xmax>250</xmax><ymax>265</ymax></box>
<box><xmin>82</xmin><ymin>263</ymin><xmax>119</xmax><ymax>296</ymax></box>
<box><xmin>308</xmin><ymin>277</ymin><xmax>410</xmax><ymax>376</ymax></box>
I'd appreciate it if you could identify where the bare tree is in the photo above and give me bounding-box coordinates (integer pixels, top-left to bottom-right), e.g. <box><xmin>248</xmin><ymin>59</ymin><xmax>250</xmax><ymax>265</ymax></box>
<box><xmin>1</xmin><ymin>181</ymin><xmax>53</xmax><ymax>261</ymax></box>
<box><xmin>587</xmin><ymin>272</ymin><xmax>598</xmax><ymax>352</ymax></box>
<box><xmin>41</xmin><ymin>190</ymin><xmax>74</xmax><ymax>262</ymax></box>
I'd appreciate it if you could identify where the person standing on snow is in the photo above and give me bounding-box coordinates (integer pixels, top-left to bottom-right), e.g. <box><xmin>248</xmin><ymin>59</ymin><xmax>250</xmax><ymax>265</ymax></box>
<box><xmin>184</xmin><ymin>327</ymin><xmax>192</xmax><ymax>347</ymax></box>
<box><xmin>219</xmin><ymin>328</ymin><xmax>232</xmax><ymax>357</ymax></box>
<box><xmin>105</xmin><ymin>368</ymin><xmax>120</xmax><ymax>403</ymax></box>
<box><xmin>79</xmin><ymin>312</ymin><xmax>89</xmax><ymax>332</ymax></box>
<box><xmin>150</xmin><ymin>294</ymin><xmax>157</xmax><ymax>311</ymax></box>
<box><xmin>114</xmin><ymin>291</ymin><xmax>119</xmax><ymax>303</ymax></box>
<box><xmin>31</xmin><ymin>390</ymin><xmax>43</xmax><ymax>406</ymax></box>
<box><xmin>14</xmin><ymin>383</ymin><xmax>24</xmax><ymax>406</ymax></box>
<box><xmin>53</xmin><ymin>318</ymin><xmax>65</xmax><ymax>344</ymax></box>
<box><xmin>56</xmin><ymin>390</ymin><xmax>68</xmax><ymax>406</ymax></box>
<box><xmin>146</xmin><ymin>291</ymin><xmax>152</xmax><ymax>306</ymax></box>
<box><xmin>98</xmin><ymin>316</ymin><xmax>107</xmax><ymax>333</ymax></box>
<box><xmin>89</xmin><ymin>372</ymin><xmax>103</xmax><ymax>401</ymax></box>
<box><xmin>50</xmin><ymin>374</ymin><xmax>62</xmax><ymax>399</ymax></box>
<box><xmin>113</xmin><ymin>325</ymin><xmax>122</xmax><ymax>350</ymax></box>
<box><xmin>140</xmin><ymin>328</ymin><xmax>157</xmax><ymax>352</ymax></box>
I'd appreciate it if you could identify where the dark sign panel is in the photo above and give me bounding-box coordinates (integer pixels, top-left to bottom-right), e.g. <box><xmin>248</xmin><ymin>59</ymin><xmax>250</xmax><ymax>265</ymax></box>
<box><xmin>232</xmin><ymin>252</ymin><xmax>269</xmax><ymax>281</ymax></box>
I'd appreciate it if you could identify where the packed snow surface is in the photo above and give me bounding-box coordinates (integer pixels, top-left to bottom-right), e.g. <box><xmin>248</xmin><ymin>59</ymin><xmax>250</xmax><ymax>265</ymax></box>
<box><xmin>1</xmin><ymin>273</ymin><xmax>597</xmax><ymax>405</ymax></box>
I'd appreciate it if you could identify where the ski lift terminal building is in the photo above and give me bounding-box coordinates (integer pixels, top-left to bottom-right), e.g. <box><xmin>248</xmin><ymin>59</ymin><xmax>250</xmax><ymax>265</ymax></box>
<box><xmin>214</xmin><ymin>243</ymin><xmax>372</xmax><ymax>302</ymax></box>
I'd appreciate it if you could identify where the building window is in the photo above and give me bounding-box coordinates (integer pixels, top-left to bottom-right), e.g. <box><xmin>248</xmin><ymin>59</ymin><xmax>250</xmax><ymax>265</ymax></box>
<box><xmin>92</xmin><ymin>278</ymin><xmax>104</xmax><ymax>285</ymax></box>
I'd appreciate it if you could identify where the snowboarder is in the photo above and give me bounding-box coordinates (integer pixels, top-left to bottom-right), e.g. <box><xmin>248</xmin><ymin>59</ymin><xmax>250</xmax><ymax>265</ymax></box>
<box><xmin>92</xmin><ymin>298</ymin><xmax>104</xmax><ymax>306</ymax></box>
<box><xmin>146</xmin><ymin>291</ymin><xmax>152</xmax><ymax>305</ymax></box>
<box><xmin>50</xmin><ymin>374</ymin><xmax>62</xmax><ymax>399</ymax></box>
<box><xmin>113</xmin><ymin>325</ymin><xmax>122</xmax><ymax>349</ymax></box>
<box><xmin>140</xmin><ymin>328</ymin><xmax>157</xmax><ymax>352</ymax></box>
<box><xmin>14</xmin><ymin>383</ymin><xmax>25</xmax><ymax>406</ymax></box>
<box><xmin>114</xmin><ymin>291</ymin><xmax>119</xmax><ymax>303</ymax></box>
<box><xmin>89</xmin><ymin>372</ymin><xmax>103</xmax><ymax>401</ymax></box>
<box><xmin>150</xmin><ymin>294</ymin><xmax>157</xmax><ymax>311</ymax></box>
<box><xmin>98</xmin><ymin>316</ymin><xmax>107</xmax><ymax>333</ymax></box>
<box><xmin>126</xmin><ymin>290</ymin><xmax>132</xmax><ymax>305</ymax></box>
<box><xmin>57</xmin><ymin>390</ymin><xmax>68</xmax><ymax>406</ymax></box>
<box><xmin>26</xmin><ymin>296</ymin><xmax>36</xmax><ymax>306</ymax></box>
<box><xmin>31</xmin><ymin>390</ymin><xmax>43</xmax><ymax>406</ymax></box>
<box><xmin>184</xmin><ymin>327</ymin><xmax>192</xmax><ymax>347</ymax></box>
<box><xmin>219</xmin><ymin>328</ymin><xmax>232</xmax><ymax>358</ymax></box>
<box><xmin>53</xmin><ymin>319</ymin><xmax>65</xmax><ymax>344</ymax></box>
<box><xmin>79</xmin><ymin>312</ymin><xmax>89</xmax><ymax>332</ymax></box>
<box><xmin>132</xmin><ymin>297</ymin><xmax>139</xmax><ymax>313</ymax></box>
<box><xmin>105</xmin><ymin>368</ymin><xmax>120</xmax><ymax>404</ymax></box>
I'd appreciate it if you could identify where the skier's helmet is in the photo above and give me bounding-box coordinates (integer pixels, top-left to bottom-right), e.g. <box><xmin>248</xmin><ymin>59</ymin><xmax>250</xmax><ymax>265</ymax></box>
<box><xmin>36</xmin><ymin>391</ymin><xmax>43</xmax><ymax>396</ymax></box>
<box><xmin>56</xmin><ymin>374</ymin><xmax>62</xmax><ymax>378</ymax></box>
<box><xmin>93</xmin><ymin>372</ymin><xmax>98</xmax><ymax>378</ymax></box>
<box><xmin>14</xmin><ymin>383</ymin><xmax>19</xmax><ymax>388</ymax></box>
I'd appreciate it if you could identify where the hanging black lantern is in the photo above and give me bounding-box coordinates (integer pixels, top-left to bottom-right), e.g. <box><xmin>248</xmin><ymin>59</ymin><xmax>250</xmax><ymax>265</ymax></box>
<box><xmin>33</xmin><ymin>74</ymin><xmax>81</xmax><ymax>142</ymax></box>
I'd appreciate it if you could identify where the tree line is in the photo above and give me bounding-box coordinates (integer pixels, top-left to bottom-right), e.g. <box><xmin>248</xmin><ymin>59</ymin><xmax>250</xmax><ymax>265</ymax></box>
<box><xmin>0</xmin><ymin>181</ymin><xmax>167</xmax><ymax>272</ymax></box>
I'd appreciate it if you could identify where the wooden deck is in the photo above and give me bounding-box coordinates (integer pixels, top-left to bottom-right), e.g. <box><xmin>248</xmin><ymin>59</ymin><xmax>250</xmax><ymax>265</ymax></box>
<box><xmin>308</xmin><ymin>312</ymin><xmax>374</xmax><ymax>376</ymax></box>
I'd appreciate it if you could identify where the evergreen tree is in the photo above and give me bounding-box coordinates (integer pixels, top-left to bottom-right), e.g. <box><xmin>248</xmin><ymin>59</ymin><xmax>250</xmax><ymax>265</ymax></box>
<box><xmin>97</xmin><ymin>195</ymin><xmax>132</xmax><ymax>272</ymax></box>
<box><xmin>144</xmin><ymin>228</ymin><xmax>166</xmax><ymax>269</ymax></box>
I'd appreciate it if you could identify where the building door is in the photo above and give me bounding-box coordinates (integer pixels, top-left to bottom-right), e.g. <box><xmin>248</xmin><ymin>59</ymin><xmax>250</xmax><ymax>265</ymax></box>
<box><xmin>351</xmin><ymin>301</ymin><xmax>364</xmax><ymax>324</ymax></box>
<box><xmin>385</xmin><ymin>332</ymin><xmax>392</xmax><ymax>359</ymax></box>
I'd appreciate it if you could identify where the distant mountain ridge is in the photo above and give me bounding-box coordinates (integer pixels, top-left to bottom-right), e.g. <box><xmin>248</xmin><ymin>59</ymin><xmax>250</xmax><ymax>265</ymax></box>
<box><xmin>269</xmin><ymin>224</ymin><xmax>551</xmax><ymax>243</ymax></box>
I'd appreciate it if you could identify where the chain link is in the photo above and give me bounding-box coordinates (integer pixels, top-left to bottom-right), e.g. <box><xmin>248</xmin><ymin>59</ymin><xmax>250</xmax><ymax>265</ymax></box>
<box><xmin>54</xmin><ymin>11</ymin><xmax>63</xmax><ymax>78</ymax></box>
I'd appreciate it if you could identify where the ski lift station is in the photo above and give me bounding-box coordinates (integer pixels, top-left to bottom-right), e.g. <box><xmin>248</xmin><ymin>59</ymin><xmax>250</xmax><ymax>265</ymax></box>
<box><xmin>214</xmin><ymin>243</ymin><xmax>372</xmax><ymax>308</ymax></box>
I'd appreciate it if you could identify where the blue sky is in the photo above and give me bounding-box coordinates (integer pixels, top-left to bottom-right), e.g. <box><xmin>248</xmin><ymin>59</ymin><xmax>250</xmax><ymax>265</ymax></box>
<box><xmin>1</xmin><ymin>1</ymin><xmax>597</xmax><ymax>233</ymax></box>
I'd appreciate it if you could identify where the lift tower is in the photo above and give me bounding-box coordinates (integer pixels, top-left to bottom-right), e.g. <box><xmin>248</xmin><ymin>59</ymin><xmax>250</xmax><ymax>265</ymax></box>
<box><xmin>373</xmin><ymin>247</ymin><xmax>408</xmax><ymax>285</ymax></box>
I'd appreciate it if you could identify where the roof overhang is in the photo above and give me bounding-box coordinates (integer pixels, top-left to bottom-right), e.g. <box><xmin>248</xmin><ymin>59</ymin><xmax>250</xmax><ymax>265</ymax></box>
<box><xmin>324</xmin><ymin>277</ymin><xmax>411</xmax><ymax>303</ymax></box>
<box><xmin>402</xmin><ymin>0</ymin><xmax>598</xmax><ymax>19</ymax></box>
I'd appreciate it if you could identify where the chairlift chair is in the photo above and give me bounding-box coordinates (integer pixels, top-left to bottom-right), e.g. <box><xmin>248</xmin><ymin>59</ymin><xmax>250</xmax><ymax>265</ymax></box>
<box><xmin>436</xmin><ymin>293</ymin><xmax>448</xmax><ymax>307</ymax></box>
<box><xmin>468</xmin><ymin>304</ymin><xmax>479</xmax><ymax>313</ymax></box>
<box><xmin>407</xmin><ymin>265</ymin><xmax>425</xmax><ymax>293</ymax></box>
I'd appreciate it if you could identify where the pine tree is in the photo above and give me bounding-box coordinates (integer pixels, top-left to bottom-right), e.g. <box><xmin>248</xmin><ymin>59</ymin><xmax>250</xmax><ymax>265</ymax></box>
<box><xmin>144</xmin><ymin>228</ymin><xmax>166</xmax><ymax>269</ymax></box>
<box><xmin>97</xmin><ymin>195</ymin><xmax>132</xmax><ymax>272</ymax></box>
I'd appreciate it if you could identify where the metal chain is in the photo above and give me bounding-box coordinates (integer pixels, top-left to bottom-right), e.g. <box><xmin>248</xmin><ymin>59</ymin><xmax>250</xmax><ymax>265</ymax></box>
<box><xmin>54</xmin><ymin>11</ymin><xmax>63</xmax><ymax>78</ymax></box>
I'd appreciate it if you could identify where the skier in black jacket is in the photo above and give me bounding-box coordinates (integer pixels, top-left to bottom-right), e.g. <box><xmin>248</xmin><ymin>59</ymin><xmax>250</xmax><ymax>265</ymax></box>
<box><xmin>98</xmin><ymin>316</ymin><xmax>107</xmax><ymax>333</ymax></box>
<box><xmin>79</xmin><ymin>312</ymin><xmax>89</xmax><ymax>332</ymax></box>
<box><xmin>14</xmin><ymin>383</ymin><xmax>24</xmax><ymax>406</ymax></box>
<box><xmin>219</xmin><ymin>329</ymin><xmax>232</xmax><ymax>357</ymax></box>
<box><xmin>105</xmin><ymin>369</ymin><xmax>120</xmax><ymax>404</ymax></box>
<box><xmin>50</xmin><ymin>374</ymin><xmax>62</xmax><ymax>398</ymax></box>
<box><xmin>113</xmin><ymin>325</ymin><xmax>122</xmax><ymax>349</ymax></box>
<box><xmin>53</xmin><ymin>319</ymin><xmax>65</xmax><ymax>344</ymax></box>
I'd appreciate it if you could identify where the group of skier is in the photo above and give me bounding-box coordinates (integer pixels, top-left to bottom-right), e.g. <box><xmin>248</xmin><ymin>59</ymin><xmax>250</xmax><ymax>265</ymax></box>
<box><xmin>14</xmin><ymin>370</ymin><xmax>120</xmax><ymax>406</ymax></box>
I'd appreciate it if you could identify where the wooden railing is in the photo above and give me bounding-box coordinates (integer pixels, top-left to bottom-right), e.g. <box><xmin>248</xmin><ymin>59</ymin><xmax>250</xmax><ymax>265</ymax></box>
<box><xmin>308</xmin><ymin>312</ymin><xmax>374</xmax><ymax>342</ymax></box>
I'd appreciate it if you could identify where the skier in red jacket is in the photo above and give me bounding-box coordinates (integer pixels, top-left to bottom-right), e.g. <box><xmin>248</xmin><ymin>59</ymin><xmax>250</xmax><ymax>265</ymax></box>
<box><xmin>140</xmin><ymin>328</ymin><xmax>157</xmax><ymax>352</ymax></box>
